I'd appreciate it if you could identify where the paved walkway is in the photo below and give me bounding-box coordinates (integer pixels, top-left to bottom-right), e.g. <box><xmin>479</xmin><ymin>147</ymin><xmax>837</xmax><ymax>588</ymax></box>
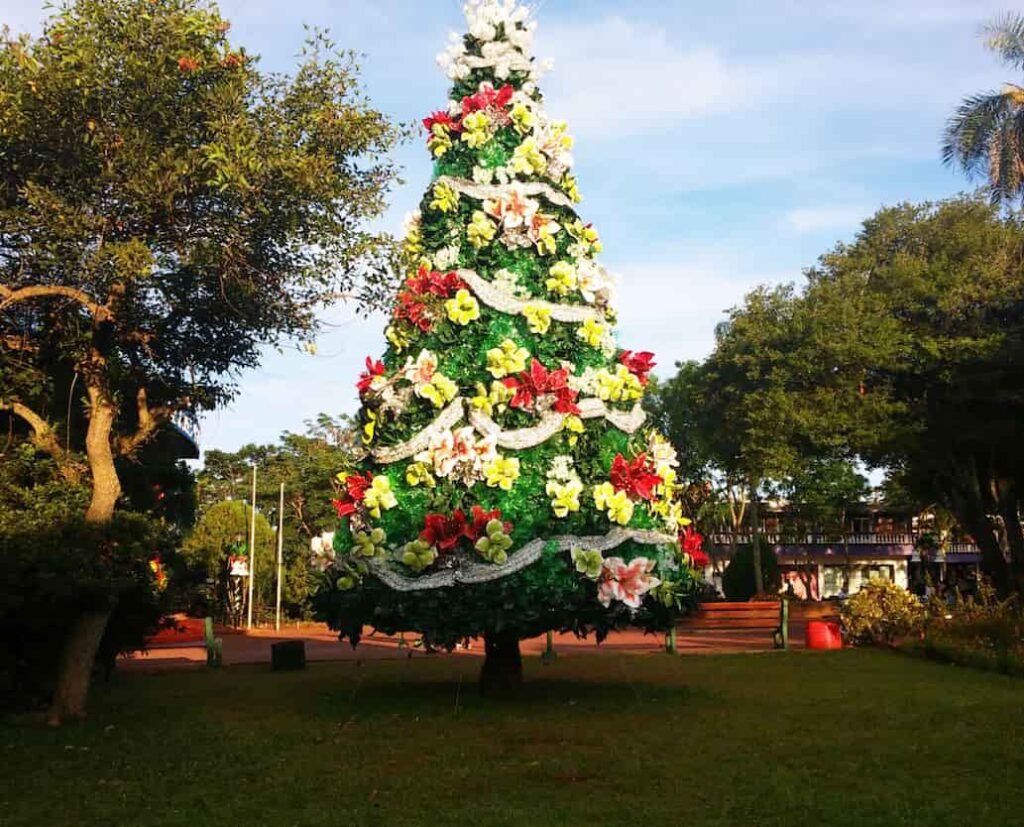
<box><xmin>121</xmin><ymin>622</ymin><xmax>809</xmax><ymax>671</ymax></box>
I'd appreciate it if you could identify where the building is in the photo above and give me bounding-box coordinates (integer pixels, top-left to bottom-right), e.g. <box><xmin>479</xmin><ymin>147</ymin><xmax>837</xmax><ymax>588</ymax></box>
<box><xmin>706</xmin><ymin>501</ymin><xmax>981</xmax><ymax>600</ymax></box>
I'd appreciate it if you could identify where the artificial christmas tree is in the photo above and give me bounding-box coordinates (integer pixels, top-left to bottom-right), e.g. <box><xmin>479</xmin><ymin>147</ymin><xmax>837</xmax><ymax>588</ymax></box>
<box><xmin>315</xmin><ymin>0</ymin><xmax>704</xmax><ymax>688</ymax></box>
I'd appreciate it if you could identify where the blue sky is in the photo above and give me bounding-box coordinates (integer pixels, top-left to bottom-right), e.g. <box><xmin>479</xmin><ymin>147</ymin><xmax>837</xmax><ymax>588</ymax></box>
<box><xmin>3</xmin><ymin>0</ymin><xmax>1012</xmax><ymax>454</ymax></box>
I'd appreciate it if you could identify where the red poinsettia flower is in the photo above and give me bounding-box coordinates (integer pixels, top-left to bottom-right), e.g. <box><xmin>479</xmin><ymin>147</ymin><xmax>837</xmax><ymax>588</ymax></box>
<box><xmin>504</xmin><ymin>359</ymin><xmax>580</xmax><ymax>415</ymax></box>
<box><xmin>405</xmin><ymin>267</ymin><xmax>467</xmax><ymax>300</ymax></box>
<box><xmin>356</xmin><ymin>356</ymin><xmax>386</xmax><ymax>395</ymax></box>
<box><xmin>423</xmin><ymin>110</ymin><xmax>462</xmax><ymax>134</ymax></box>
<box><xmin>467</xmin><ymin>505</ymin><xmax>512</xmax><ymax>540</ymax></box>
<box><xmin>332</xmin><ymin>472</ymin><xmax>374</xmax><ymax>518</ymax></box>
<box><xmin>461</xmin><ymin>83</ymin><xmax>514</xmax><ymax>118</ymax></box>
<box><xmin>619</xmin><ymin>350</ymin><xmax>656</xmax><ymax>385</ymax></box>
<box><xmin>680</xmin><ymin>525</ymin><xmax>704</xmax><ymax>555</ymax></box>
<box><xmin>421</xmin><ymin>510</ymin><xmax>471</xmax><ymax>552</ymax></box>
<box><xmin>395</xmin><ymin>291</ymin><xmax>432</xmax><ymax>332</ymax></box>
<box><xmin>690</xmin><ymin>549</ymin><xmax>710</xmax><ymax>568</ymax></box>
<box><xmin>609</xmin><ymin>453</ymin><xmax>663</xmax><ymax>501</ymax></box>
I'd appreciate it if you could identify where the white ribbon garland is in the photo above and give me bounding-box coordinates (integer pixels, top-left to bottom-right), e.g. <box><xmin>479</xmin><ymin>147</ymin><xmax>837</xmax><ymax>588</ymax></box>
<box><xmin>372</xmin><ymin>399</ymin><xmax>646</xmax><ymax>462</ymax></box>
<box><xmin>435</xmin><ymin>175</ymin><xmax>577</xmax><ymax>210</ymax></box>
<box><xmin>371</xmin><ymin>398</ymin><xmax>465</xmax><ymax>463</ymax></box>
<box><xmin>365</xmin><ymin>527</ymin><xmax>676</xmax><ymax>591</ymax></box>
<box><xmin>456</xmin><ymin>268</ymin><xmax>605</xmax><ymax>324</ymax></box>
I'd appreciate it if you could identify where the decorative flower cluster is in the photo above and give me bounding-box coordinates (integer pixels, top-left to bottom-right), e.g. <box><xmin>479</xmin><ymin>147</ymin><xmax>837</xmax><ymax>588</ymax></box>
<box><xmin>414</xmin><ymin>505</ymin><xmax>515</xmax><ymax>567</ymax></box>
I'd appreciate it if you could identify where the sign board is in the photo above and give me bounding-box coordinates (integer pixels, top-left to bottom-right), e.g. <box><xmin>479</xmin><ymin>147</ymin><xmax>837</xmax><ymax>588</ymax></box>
<box><xmin>229</xmin><ymin>555</ymin><xmax>250</xmax><ymax>577</ymax></box>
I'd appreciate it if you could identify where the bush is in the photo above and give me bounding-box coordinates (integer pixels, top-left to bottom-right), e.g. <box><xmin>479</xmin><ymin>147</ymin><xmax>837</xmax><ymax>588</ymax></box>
<box><xmin>916</xmin><ymin>583</ymin><xmax>1024</xmax><ymax>675</ymax></box>
<box><xmin>841</xmin><ymin>580</ymin><xmax>926</xmax><ymax>645</ymax></box>
<box><xmin>0</xmin><ymin>513</ymin><xmax>174</xmax><ymax>711</ymax></box>
<box><xmin>721</xmin><ymin>545</ymin><xmax>781</xmax><ymax>602</ymax></box>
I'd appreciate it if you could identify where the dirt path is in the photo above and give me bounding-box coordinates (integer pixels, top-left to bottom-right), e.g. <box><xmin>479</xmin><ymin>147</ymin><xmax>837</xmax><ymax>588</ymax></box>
<box><xmin>121</xmin><ymin>623</ymin><xmax>808</xmax><ymax>671</ymax></box>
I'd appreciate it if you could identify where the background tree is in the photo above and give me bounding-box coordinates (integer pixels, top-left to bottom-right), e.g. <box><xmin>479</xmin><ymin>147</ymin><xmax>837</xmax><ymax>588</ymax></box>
<box><xmin>803</xmin><ymin>197</ymin><xmax>1024</xmax><ymax>593</ymax></box>
<box><xmin>0</xmin><ymin>0</ymin><xmax>404</xmax><ymax>722</ymax></box>
<box><xmin>943</xmin><ymin>13</ymin><xmax>1024</xmax><ymax>204</ymax></box>
<box><xmin>192</xmin><ymin>414</ymin><xmax>358</xmax><ymax>617</ymax></box>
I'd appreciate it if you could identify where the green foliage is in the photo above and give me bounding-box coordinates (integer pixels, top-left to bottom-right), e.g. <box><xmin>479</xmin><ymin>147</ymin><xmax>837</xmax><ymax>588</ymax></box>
<box><xmin>0</xmin><ymin>443</ymin><xmax>90</xmax><ymax>533</ymax></box>
<box><xmin>721</xmin><ymin>545</ymin><xmax>781</xmax><ymax>602</ymax></box>
<box><xmin>192</xmin><ymin>414</ymin><xmax>359</xmax><ymax>616</ymax></box>
<box><xmin>0</xmin><ymin>512</ymin><xmax>171</xmax><ymax>709</ymax></box>
<box><xmin>1</xmin><ymin>0</ymin><xmax>405</xmax><ymax>502</ymax></box>
<box><xmin>841</xmin><ymin>580</ymin><xmax>926</xmax><ymax>645</ymax></box>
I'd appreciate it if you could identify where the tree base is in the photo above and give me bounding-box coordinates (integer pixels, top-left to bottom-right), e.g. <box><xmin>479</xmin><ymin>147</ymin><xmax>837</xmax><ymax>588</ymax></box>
<box><xmin>48</xmin><ymin>608</ymin><xmax>113</xmax><ymax>726</ymax></box>
<box><xmin>479</xmin><ymin>631</ymin><xmax>522</xmax><ymax>694</ymax></box>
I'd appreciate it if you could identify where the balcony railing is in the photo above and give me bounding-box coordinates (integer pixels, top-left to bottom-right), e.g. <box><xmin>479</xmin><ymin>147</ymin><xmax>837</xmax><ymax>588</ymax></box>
<box><xmin>707</xmin><ymin>533</ymin><xmax>979</xmax><ymax>554</ymax></box>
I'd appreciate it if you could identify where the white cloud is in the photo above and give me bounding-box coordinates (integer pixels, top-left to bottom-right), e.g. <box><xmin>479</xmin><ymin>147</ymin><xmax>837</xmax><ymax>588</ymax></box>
<box><xmin>781</xmin><ymin>204</ymin><xmax>872</xmax><ymax>234</ymax></box>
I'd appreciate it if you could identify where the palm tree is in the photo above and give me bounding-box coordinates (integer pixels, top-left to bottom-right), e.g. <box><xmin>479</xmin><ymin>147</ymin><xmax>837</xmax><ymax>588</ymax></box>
<box><xmin>943</xmin><ymin>14</ymin><xmax>1024</xmax><ymax>204</ymax></box>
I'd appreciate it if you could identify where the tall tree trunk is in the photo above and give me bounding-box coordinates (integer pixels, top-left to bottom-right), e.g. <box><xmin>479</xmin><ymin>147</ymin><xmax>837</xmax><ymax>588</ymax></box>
<box><xmin>480</xmin><ymin>630</ymin><xmax>522</xmax><ymax>694</ymax></box>
<box><xmin>749</xmin><ymin>481</ymin><xmax>765</xmax><ymax>597</ymax></box>
<box><xmin>48</xmin><ymin>388</ymin><xmax>120</xmax><ymax>725</ymax></box>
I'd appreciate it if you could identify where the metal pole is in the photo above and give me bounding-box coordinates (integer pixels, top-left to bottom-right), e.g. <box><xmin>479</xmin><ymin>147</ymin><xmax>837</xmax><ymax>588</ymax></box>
<box><xmin>275</xmin><ymin>482</ymin><xmax>284</xmax><ymax>631</ymax></box>
<box><xmin>246</xmin><ymin>464</ymin><xmax>257</xmax><ymax>630</ymax></box>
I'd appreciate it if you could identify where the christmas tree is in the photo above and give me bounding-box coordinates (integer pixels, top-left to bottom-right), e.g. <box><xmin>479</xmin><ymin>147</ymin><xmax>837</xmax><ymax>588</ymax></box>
<box><xmin>315</xmin><ymin>0</ymin><xmax>704</xmax><ymax>688</ymax></box>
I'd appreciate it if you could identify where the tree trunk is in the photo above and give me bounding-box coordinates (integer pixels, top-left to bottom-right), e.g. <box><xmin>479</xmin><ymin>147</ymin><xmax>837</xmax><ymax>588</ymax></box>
<box><xmin>49</xmin><ymin>388</ymin><xmax>121</xmax><ymax>725</ymax></box>
<box><xmin>480</xmin><ymin>631</ymin><xmax>522</xmax><ymax>694</ymax></box>
<box><xmin>83</xmin><ymin>391</ymin><xmax>121</xmax><ymax>522</ymax></box>
<box><xmin>47</xmin><ymin>608</ymin><xmax>113</xmax><ymax>725</ymax></box>
<box><xmin>749</xmin><ymin>482</ymin><xmax>765</xmax><ymax>596</ymax></box>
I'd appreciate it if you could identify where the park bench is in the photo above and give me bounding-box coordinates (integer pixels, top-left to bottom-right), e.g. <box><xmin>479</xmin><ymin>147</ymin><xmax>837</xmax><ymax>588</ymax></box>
<box><xmin>677</xmin><ymin>600</ymin><xmax>790</xmax><ymax>650</ymax></box>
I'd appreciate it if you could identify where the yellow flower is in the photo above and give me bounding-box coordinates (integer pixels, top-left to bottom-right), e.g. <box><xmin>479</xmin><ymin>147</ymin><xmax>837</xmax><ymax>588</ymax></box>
<box><xmin>445</xmin><ymin>289</ymin><xmax>481</xmax><ymax>326</ymax></box>
<box><xmin>404</xmin><ymin>224</ymin><xmax>423</xmax><ymax>256</ymax></box>
<box><xmin>363</xmin><ymin>476</ymin><xmax>398</xmax><ymax>519</ymax></box>
<box><xmin>547</xmin><ymin>478</ymin><xmax>583</xmax><ymax>518</ymax></box>
<box><xmin>470</xmin><ymin>382</ymin><xmax>494</xmax><ymax>416</ymax></box>
<box><xmin>568</xmin><ymin>219</ymin><xmax>602</xmax><ymax>253</ymax></box>
<box><xmin>561</xmin><ymin>174</ymin><xmax>581</xmax><ymax>203</ymax></box>
<box><xmin>467</xmin><ymin>211</ymin><xmax>497</xmax><ymax>249</ymax></box>
<box><xmin>510</xmin><ymin>101</ymin><xmax>535</xmax><ymax>135</ymax></box>
<box><xmin>427</xmin><ymin>124</ymin><xmax>454</xmax><ymax>158</ymax></box>
<box><xmin>432</xmin><ymin>373</ymin><xmax>459</xmax><ymax>402</ymax></box>
<box><xmin>486</xmin><ymin>339</ymin><xmax>530</xmax><ymax>379</ymax></box>
<box><xmin>511</xmin><ymin>137</ymin><xmax>546</xmax><ymax>175</ymax></box>
<box><xmin>593</xmin><ymin>483</ymin><xmax>634</xmax><ymax>526</ymax></box>
<box><xmin>417</xmin><ymin>371</ymin><xmax>459</xmax><ymax>409</ymax></box>
<box><xmin>484</xmin><ymin>456</ymin><xmax>521</xmax><ymax>491</ymax></box>
<box><xmin>430</xmin><ymin>181</ymin><xmax>459</xmax><ymax>213</ymax></box>
<box><xmin>362</xmin><ymin>410</ymin><xmax>377</xmax><ymax>444</ymax></box>
<box><xmin>594</xmin><ymin>365</ymin><xmax>644</xmax><ymax>403</ymax></box>
<box><xmin>561</xmin><ymin>414</ymin><xmax>585</xmax><ymax>446</ymax></box>
<box><xmin>385</xmin><ymin>325</ymin><xmax>410</xmax><ymax>352</ymax></box>
<box><xmin>535</xmin><ymin>227</ymin><xmax>558</xmax><ymax>256</ymax></box>
<box><xmin>406</xmin><ymin>462</ymin><xmax>436</xmax><ymax>489</ymax></box>
<box><xmin>461</xmin><ymin>111</ymin><xmax>491</xmax><ymax>148</ymax></box>
<box><xmin>576</xmin><ymin>317</ymin><xmax>605</xmax><ymax>347</ymax></box>
<box><xmin>522</xmin><ymin>304</ymin><xmax>552</xmax><ymax>335</ymax></box>
<box><xmin>546</xmin><ymin>261</ymin><xmax>577</xmax><ymax>296</ymax></box>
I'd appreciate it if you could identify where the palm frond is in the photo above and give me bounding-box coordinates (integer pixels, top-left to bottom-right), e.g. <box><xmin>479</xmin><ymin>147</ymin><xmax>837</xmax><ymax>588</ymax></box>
<box><xmin>983</xmin><ymin>12</ymin><xmax>1024</xmax><ymax>70</ymax></box>
<box><xmin>942</xmin><ymin>90</ymin><xmax>1015</xmax><ymax>175</ymax></box>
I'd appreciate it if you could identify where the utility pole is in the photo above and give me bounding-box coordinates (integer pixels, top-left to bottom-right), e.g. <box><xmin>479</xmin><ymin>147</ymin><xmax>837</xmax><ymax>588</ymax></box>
<box><xmin>247</xmin><ymin>464</ymin><xmax>257</xmax><ymax>630</ymax></box>
<box><xmin>275</xmin><ymin>482</ymin><xmax>284</xmax><ymax>631</ymax></box>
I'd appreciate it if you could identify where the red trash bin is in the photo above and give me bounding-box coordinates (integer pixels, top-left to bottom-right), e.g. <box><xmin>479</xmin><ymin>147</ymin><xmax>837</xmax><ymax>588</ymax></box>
<box><xmin>805</xmin><ymin>620</ymin><xmax>843</xmax><ymax>650</ymax></box>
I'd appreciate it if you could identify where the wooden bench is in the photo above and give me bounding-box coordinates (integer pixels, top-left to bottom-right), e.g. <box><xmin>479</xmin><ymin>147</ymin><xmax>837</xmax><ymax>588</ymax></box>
<box><xmin>677</xmin><ymin>600</ymin><xmax>789</xmax><ymax>650</ymax></box>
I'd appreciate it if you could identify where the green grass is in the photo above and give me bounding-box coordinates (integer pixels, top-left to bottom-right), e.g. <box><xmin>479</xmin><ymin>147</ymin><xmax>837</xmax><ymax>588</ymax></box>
<box><xmin>2</xmin><ymin>650</ymin><xmax>1023</xmax><ymax>827</ymax></box>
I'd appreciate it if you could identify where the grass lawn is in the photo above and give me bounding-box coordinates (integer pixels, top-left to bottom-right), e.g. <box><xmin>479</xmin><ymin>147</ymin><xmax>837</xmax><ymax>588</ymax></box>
<box><xmin>2</xmin><ymin>649</ymin><xmax>1022</xmax><ymax>827</ymax></box>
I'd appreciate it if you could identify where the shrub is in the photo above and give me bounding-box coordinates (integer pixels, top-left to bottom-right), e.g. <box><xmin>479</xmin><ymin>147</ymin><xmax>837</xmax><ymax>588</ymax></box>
<box><xmin>0</xmin><ymin>514</ymin><xmax>174</xmax><ymax>711</ymax></box>
<box><xmin>918</xmin><ymin>583</ymin><xmax>1024</xmax><ymax>674</ymax></box>
<box><xmin>841</xmin><ymin>580</ymin><xmax>926</xmax><ymax>645</ymax></box>
<box><xmin>721</xmin><ymin>545</ymin><xmax>781</xmax><ymax>602</ymax></box>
